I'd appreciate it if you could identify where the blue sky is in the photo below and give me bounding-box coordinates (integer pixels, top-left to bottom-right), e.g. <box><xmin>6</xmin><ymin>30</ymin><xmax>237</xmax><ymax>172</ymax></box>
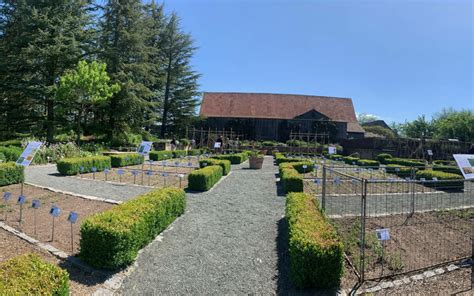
<box><xmin>163</xmin><ymin>0</ymin><xmax>473</xmax><ymax>123</ymax></box>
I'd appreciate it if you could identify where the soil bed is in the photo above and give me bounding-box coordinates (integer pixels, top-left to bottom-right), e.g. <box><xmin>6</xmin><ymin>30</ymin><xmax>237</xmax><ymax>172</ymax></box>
<box><xmin>0</xmin><ymin>184</ymin><xmax>114</xmax><ymax>255</ymax></box>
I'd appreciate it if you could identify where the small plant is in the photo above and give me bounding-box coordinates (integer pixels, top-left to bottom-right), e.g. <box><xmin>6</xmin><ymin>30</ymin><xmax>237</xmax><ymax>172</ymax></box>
<box><xmin>249</xmin><ymin>150</ymin><xmax>264</xmax><ymax>158</ymax></box>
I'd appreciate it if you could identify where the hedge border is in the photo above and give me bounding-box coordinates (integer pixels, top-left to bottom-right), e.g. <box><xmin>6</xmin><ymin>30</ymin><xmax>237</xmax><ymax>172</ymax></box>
<box><xmin>187</xmin><ymin>165</ymin><xmax>223</xmax><ymax>191</ymax></box>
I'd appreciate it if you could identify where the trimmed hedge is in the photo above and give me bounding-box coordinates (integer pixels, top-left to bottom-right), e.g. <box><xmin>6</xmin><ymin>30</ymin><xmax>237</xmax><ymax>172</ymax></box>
<box><xmin>279</xmin><ymin>163</ymin><xmax>304</xmax><ymax>193</ymax></box>
<box><xmin>383</xmin><ymin>157</ymin><xmax>426</xmax><ymax>168</ymax></box>
<box><xmin>291</xmin><ymin>161</ymin><xmax>315</xmax><ymax>174</ymax></box>
<box><xmin>342</xmin><ymin>156</ymin><xmax>359</xmax><ymax>165</ymax></box>
<box><xmin>286</xmin><ymin>192</ymin><xmax>344</xmax><ymax>288</ymax></box>
<box><xmin>0</xmin><ymin>139</ymin><xmax>22</xmax><ymax>147</ymax></box>
<box><xmin>416</xmin><ymin>170</ymin><xmax>464</xmax><ymax>190</ymax></box>
<box><xmin>275</xmin><ymin>153</ymin><xmax>305</xmax><ymax>165</ymax></box>
<box><xmin>187</xmin><ymin>149</ymin><xmax>201</xmax><ymax>156</ymax></box>
<box><xmin>188</xmin><ymin>165</ymin><xmax>223</xmax><ymax>191</ymax></box>
<box><xmin>56</xmin><ymin>156</ymin><xmax>111</xmax><ymax>175</ymax></box>
<box><xmin>110</xmin><ymin>153</ymin><xmax>144</xmax><ymax>167</ymax></box>
<box><xmin>0</xmin><ymin>253</ymin><xmax>69</xmax><ymax>295</ymax></box>
<box><xmin>433</xmin><ymin>160</ymin><xmax>454</xmax><ymax>166</ymax></box>
<box><xmin>172</xmin><ymin>150</ymin><xmax>187</xmax><ymax>158</ymax></box>
<box><xmin>328</xmin><ymin>154</ymin><xmax>343</xmax><ymax>160</ymax></box>
<box><xmin>149</xmin><ymin>150</ymin><xmax>173</xmax><ymax>161</ymax></box>
<box><xmin>199</xmin><ymin>158</ymin><xmax>231</xmax><ymax>176</ymax></box>
<box><xmin>0</xmin><ymin>146</ymin><xmax>22</xmax><ymax>162</ymax></box>
<box><xmin>0</xmin><ymin>163</ymin><xmax>24</xmax><ymax>186</ymax></box>
<box><xmin>433</xmin><ymin>165</ymin><xmax>461</xmax><ymax>175</ymax></box>
<box><xmin>211</xmin><ymin>153</ymin><xmax>248</xmax><ymax>164</ymax></box>
<box><xmin>356</xmin><ymin>159</ymin><xmax>379</xmax><ymax>167</ymax></box>
<box><xmin>385</xmin><ymin>164</ymin><xmax>416</xmax><ymax>178</ymax></box>
<box><xmin>376</xmin><ymin>153</ymin><xmax>392</xmax><ymax>163</ymax></box>
<box><xmin>80</xmin><ymin>188</ymin><xmax>186</xmax><ymax>269</ymax></box>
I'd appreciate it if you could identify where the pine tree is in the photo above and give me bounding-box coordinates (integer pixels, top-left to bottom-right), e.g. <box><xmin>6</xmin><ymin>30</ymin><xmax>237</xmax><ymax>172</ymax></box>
<box><xmin>158</xmin><ymin>14</ymin><xmax>200</xmax><ymax>137</ymax></box>
<box><xmin>0</xmin><ymin>0</ymin><xmax>95</xmax><ymax>142</ymax></box>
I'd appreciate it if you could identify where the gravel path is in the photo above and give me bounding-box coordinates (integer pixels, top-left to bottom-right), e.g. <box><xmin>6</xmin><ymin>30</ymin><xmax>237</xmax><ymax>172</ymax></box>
<box><xmin>121</xmin><ymin>156</ymin><xmax>303</xmax><ymax>295</ymax></box>
<box><xmin>25</xmin><ymin>165</ymin><xmax>151</xmax><ymax>201</ymax></box>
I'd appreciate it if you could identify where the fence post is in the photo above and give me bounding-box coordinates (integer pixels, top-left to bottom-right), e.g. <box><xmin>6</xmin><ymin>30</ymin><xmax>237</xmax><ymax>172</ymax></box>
<box><xmin>410</xmin><ymin>167</ymin><xmax>415</xmax><ymax>217</ymax></box>
<box><xmin>322</xmin><ymin>165</ymin><xmax>327</xmax><ymax>211</ymax></box>
<box><xmin>359</xmin><ymin>179</ymin><xmax>367</xmax><ymax>284</ymax></box>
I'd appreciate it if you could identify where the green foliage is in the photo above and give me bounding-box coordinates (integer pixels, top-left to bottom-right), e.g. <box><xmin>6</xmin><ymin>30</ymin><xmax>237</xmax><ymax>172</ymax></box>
<box><xmin>385</xmin><ymin>165</ymin><xmax>416</xmax><ymax>178</ymax></box>
<box><xmin>279</xmin><ymin>163</ymin><xmax>304</xmax><ymax>193</ymax></box>
<box><xmin>32</xmin><ymin>142</ymin><xmax>95</xmax><ymax>165</ymax></box>
<box><xmin>80</xmin><ymin>188</ymin><xmax>186</xmax><ymax>269</ymax></box>
<box><xmin>187</xmin><ymin>149</ymin><xmax>201</xmax><ymax>156</ymax></box>
<box><xmin>110</xmin><ymin>153</ymin><xmax>144</xmax><ymax>167</ymax></box>
<box><xmin>109</xmin><ymin>132</ymin><xmax>143</xmax><ymax>147</ymax></box>
<box><xmin>363</xmin><ymin>125</ymin><xmax>396</xmax><ymax>138</ymax></box>
<box><xmin>286</xmin><ymin>192</ymin><xmax>343</xmax><ymax>288</ymax></box>
<box><xmin>188</xmin><ymin>165</ymin><xmax>223</xmax><ymax>191</ymax></box>
<box><xmin>376</xmin><ymin>153</ymin><xmax>393</xmax><ymax>163</ymax></box>
<box><xmin>399</xmin><ymin>115</ymin><xmax>435</xmax><ymax>139</ymax></box>
<box><xmin>0</xmin><ymin>253</ymin><xmax>69</xmax><ymax>295</ymax></box>
<box><xmin>432</xmin><ymin>109</ymin><xmax>474</xmax><ymax>142</ymax></box>
<box><xmin>274</xmin><ymin>153</ymin><xmax>305</xmax><ymax>165</ymax></box>
<box><xmin>149</xmin><ymin>151</ymin><xmax>173</xmax><ymax>161</ymax></box>
<box><xmin>0</xmin><ymin>146</ymin><xmax>22</xmax><ymax>162</ymax></box>
<box><xmin>342</xmin><ymin>156</ymin><xmax>360</xmax><ymax>165</ymax></box>
<box><xmin>357</xmin><ymin>113</ymin><xmax>379</xmax><ymax>124</ymax></box>
<box><xmin>56</xmin><ymin>156</ymin><xmax>111</xmax><ymax>175</ymax></box>
<box><xmin>0</xmin><ymin>139</ymin><xmax>22</xmax><ymax>147</ymax></box>
<box><xmin>0</xmin><ymin>163</ymin><xmax>24</xmax><ymax>186</ymax></box>
<box><xmin>211</xmin><ymin>153</ymin><xmax>248</xmax><ymax>164</ymax></box>
<box><xmin>0</xmin><ymin>153</ymin><xmax>5</xmax><ymax>163</ymax></box>
<box><xmin>384</xmin><ymin>157</ymin><xmax>426</xmax><ymax>168</ymax></box>
<box><xmin>432</xmin><ymin>165</ymin><xmax>461</xmax><ymax>175</ymax></box>
<box><xmin>356</xmin><ymin>159</ymin><xmax>379</xmax><ymax>167</ymax></box>
<box><xmin>328</xmin><ymin>154</ymin><xmax>343</xmax><ymax>160</ymax></box>
<box><xmin>199</xmin><ymin>159</ymin><xmax>231</xmax><ymax>176</ymax></box>
<box><xmin>172</xmin><ymin>150</ymin><xmax>187</xmax><ymax>158</ymax></box>
<box><xmin>433</xmin><ymin>160</ymin><xmax>454</xmax><ymax>166</ymax></box>
<box><xmin>416</xmin><ymin>170</ymin><xmax>464</xmax><ymax>190</ymax></box>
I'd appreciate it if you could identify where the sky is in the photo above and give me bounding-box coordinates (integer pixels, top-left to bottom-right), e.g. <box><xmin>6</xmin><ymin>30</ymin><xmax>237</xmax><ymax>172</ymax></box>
<box><xmin>163</xmin><ymin>0</ymin><xmax>473</xmax><ymax>123</ymax></box>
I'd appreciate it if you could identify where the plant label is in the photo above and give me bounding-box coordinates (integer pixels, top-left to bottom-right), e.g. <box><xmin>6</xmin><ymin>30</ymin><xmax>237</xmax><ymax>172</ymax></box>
<box><xmin>91</xmin><ymin>167</ymin><xmax>97</xmax><ymax>172</ymax></box>
<box><xmin>138</xmin><ymin>141</ymin><xmax>153</xmax><ymax>155</ymax></box>
<box><xmin>131</xmin><ymin>170</ymin><xmax>139</xmax><ymax>176</ymax></box>
<box><xmin>32</xmin><ymin>199</ymin><xmax>41</xmax><ymax>209</ymax></box>
<box><xmin>3</xmin><ymin>192</ymin><xmax>11</xmax><ymax>201</ymax></box>
<box><xmin>117</xmin><ymin>169</ymin><xmax>125</xmax><ymax>175</ymax></box>
<box><xmin>50</xmin><ymin>206</ymin><xmax>61</xmax><ymax>217</ymax></box>
<box><xmin>302</xmin><ymin>165</ymin><xmax>307</xmax><ymax>169</ymax></box>
<box><xmin>188</xmin><ymin>162</ymin><xmax>193</xmax><ymax>167</ymax></box>
<box><xmin>15</xmin><ymin>141</ymin><xmax>43</xmax><ymax>167</ymax></box>
<box><xmin>178</xmin><ymin>174</ymin><xmax>185</xmax><ymax>179</ymax></box>
<box><xmin>104</xmin><ymin>169</ymin><xmax>110</xmax><ymax>174</ymax></box>
<box><xmin>214</xmin><ymin>142</ymin><xmax>221</xmax><ymax>148</ymax></box>
<box><xmin>17</xmin><ymin>195</ymin><xmax>26</xmax><ymax>205</ymax></box>
<box><xmin>146</xmin><ymin>170</ymin><xmax>153</xmax><ymax>176</ymax></box>
<box><xmin>314</xmin><ymin>179</ymin><xmax>320</xmax><ymax>185</ymax></box>
<box><xmin>328</xmin><ymin>146</ymin><xmax>336</xmax><ymax>154</ymax></box>
<box><xmin>79</xmin><ymin>166</ymin><xmax>85</xmax><ymax>172</ymax></box>
<box><xmin>67</xmin><ymin>211</ymin><xmax>78</xmax><ymax>224</ymax></box>
<box><xmin>432</xmin><ymin>177</ymin><xmax>438</xmax><ymax>181</ymax></box>
<box><xmin>376</xmin><ymin>228</ymin><xmax>390</xmax><ymax>241</ymax></box>
<box><xmin>162</xmin><ymin>173</ymin><xmax>168</xmax><ymax>177</ymax></box>
<box><xmin>427</xmin><ymin>150</ymin><xmax>433</xmax><ymax>156</ymax></box>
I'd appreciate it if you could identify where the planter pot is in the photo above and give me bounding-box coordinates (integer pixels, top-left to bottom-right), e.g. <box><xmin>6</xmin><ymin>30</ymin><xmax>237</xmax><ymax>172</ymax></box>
<box><xmin>249</xmin><ymin>156</ymin><xmax>264</xmax><ymax>169</ymax></box>
<box><xmin>260</xmin><ymin>149</ymin><xmax>268</xmax><ymax>155</ymax></box>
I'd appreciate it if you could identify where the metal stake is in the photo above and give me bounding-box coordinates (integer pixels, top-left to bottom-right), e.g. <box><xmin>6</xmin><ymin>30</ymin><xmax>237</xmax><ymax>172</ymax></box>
<box><xmin>51</xmin><ymin>216</ymin><xmax>55</xmax><ymax>242</ymax></box>
<box><xmin>34</xmin><ymin>209</ymin><xmax>37</xmax><ymax>236</ymax></box>
<box><xmin>70</xmin><ymin>222</ymin><xmax>74</xmax><ymax>253</ymax></box>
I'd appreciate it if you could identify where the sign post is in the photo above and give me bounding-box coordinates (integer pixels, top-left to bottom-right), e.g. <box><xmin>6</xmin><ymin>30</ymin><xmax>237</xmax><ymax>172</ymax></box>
<box><xmin>328</xmin><ymin>146</ymin><xmax>337</xmax><ymax>155</ymax></box>
<box><xmin>16</xmin><ymin>141</ymin><xmax>43</xmax><ymax>195</ymax></box>
<box><xmin>17</xmin><ymin>195</ymin><xmax>26</xmax><ymax>223</ymax></box>
<box><xmin>67</xmin><ymin>211</ymin><xmax>78</xmax><ymax>252</ymax></box>
<box><xmin>32</xmin><ymin>200</ymin><xmax>40</xmax><ymax>236</ymax></box>
<box><xmin>138</xmin><ymin>141</ymin><xmax>153</xmax><ymax>185</ymax></box>
<box><xmin>453</xmin><ymin>154</ymin><xmax>474</xmax><ymax>180</ymax></box>
<box><xmin>49</xmin><ymin>205</ymin><xmax>61</xmax><ymax>242</ymax></box>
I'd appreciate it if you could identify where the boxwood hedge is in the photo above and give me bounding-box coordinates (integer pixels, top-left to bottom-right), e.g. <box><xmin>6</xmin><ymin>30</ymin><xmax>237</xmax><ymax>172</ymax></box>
<box><xmin>0</xmin><ymin>146</ymin><xmax>22</xmax><ymax>162</ymax></box>
<box><xmin>172</xmin><ymin>150</ymin><xmax>187</xmax><ymax>158</ymax></box>
<box><xmin>199</xmin><ymin>158</ymin><xmax>231</xmax><ymax>176</ymax></box>
<box><xmin>342</xmin><ymin>156</ymin><xmax>359</xmax><ymax>165</ymax></box>
<box><xmin>149</xmin><ymin>150</ymin><xmax>173</xmax><ymax>161</ymax></box>
<box><xmin>356</xmin><ymin>159</ymin><xmax>379</xmax><ymax>167</ymax></box>
<box><xmin>432</xmin><ymin>165</ymin><xmax>461</xmax><ymax>175</ymax></box>
<box><xmin>211</xmin><ymin>153</ymin><xmax>248</xmax><ymax>164</ymax></box>
<box><xmin>188</xmin><ymin>165</ymin><xmax>223</xmax><ymax>191</ymax></box>
<box><xmin>286</xmin><ymin>192</ymin><xmax>343</xmax><ymax>288</ymax></box>
<box><xmin>275</xmin><ymin>153</ymin><xmax>305</xmax><ymax>165</ymax></box>
<box><xmin>416</xmin><ymin>170</ymin><xmax>464</xmax><ymax>190</ymax></box>
<box><xmin>376</xmin><ymin>153</ymin><xmax>393</xmax><ymax>163</ymax></box>
<box><xmin>279</xmin><ymin>163</ymin><xmax>304</xmax><ymax>193</ymax></box>
<box><xmin>0</xmin><ymin>163</ymin><xmax>24</xmax><ymax>186</ymax></box>
<box><xmin>56</xmin><ymin>156</ymin><xmax>111</xmax><ymax>175</ymax></box>
<box><xmin>0</xmin><ymin>253</ymin><xmax>69</xmax><ymax>295</ymax></box>
<box><xmin>187</xmin><ymin>149</ymin><xmax>201</xmax><ymax>156</ymax></box>
<box><xmin>384</xmin><ymin>157</ymin><xmax>425</xmax><ymax>168</ymax></box>
<box><xmin>385</xmin><ymin>164</ymin><xmax>416</xmax><ymax>178</ymax></box>
<box><xmin>110</xmin><ymin>153</ymin><xmax>144</xmax><ymax>167</ymax></box>
<box><xmin>80</xmin><ymin>188</ymin><xmax>186</xmax><ymax>269</ymax></box>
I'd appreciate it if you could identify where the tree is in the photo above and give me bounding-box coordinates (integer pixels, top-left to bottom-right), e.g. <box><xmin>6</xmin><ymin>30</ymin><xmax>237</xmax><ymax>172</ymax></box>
<box><xmin>158</xmin><ymin>13</ymin><xmax>200</xmax><ymax>137</ymax></box>
<box><xmin>56</xmin><ymin>61</ymin><xmax>120</xmax><ymax>144</ymax></box>
<box><xmin>0</xmin><ymin>0</ymin><xmax>95</xmax><ymax>142</ymax></box>
<box><xmin>363</xmin><ymin>125</ymin><xmax>396</xmax><ymax>138</ymax></box>
<box><xmin>432</xmin><ymin>109</ymin><xmax>474</xmax><ymax>142</ymax></box>
<box><xmin>399</xmin><ymin>115</ymin><xmax>435</xmax><ymax>138</ymax></box>
<box><xmin>357</xmin><ymin>113</ymin><xmax>379</xmax><ymax>124</ymax></box>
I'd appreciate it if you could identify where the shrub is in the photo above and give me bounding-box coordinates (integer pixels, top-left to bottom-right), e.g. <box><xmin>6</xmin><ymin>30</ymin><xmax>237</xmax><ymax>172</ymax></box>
<box><xmin>211</xmin><ymin>153</ymin><xmax>248</xmax><ymax>164</ymax></box>
<box><xmin>0</xmin><ymin>139</ymin><xmax>22</xmax><ymax>147</ymax></box>
<box><xmin>149</xmin><ymin>150</ymin><xmax>173</xmax><ymax>161</ymax></box>
<box><xmin>0</xmin><ymin>253</ymin><xmax>69</xmax><ymax>295</ymax></box>
<box><xmin>262</xmin><ymin>141</ymin><xmax>278</xmax><ymax>147</ymax></box>
<box><xmin>0</xmin><ymin>163</ymin><xmax>24</xmax><ymax>186</ymax></box>
<box><xmin>385</xmin><ymin>164</ymin><xmax>416</xmax><ymax>178</ymax></box>
<box><xmin>342</xmin><ymin>156</ymin><xmax>359</xmax><ymax>165</ymax></box>
<box><xmin>110</xmin><ymin>153</ymin><xmax>144</xmax><ymax>167</ymax></box>
<box><xmin>275</xmin><ymin>153</ymin><xmax>305</xmax><ymax>165</ymax></box>
<box><xmin>279</xmin><ymin>163</ymin><xmax>304</xmax><ymax>193</ymax></box>
<box><xmin>199</xmin><ymin>158</ymin><xmax>231</xmax><ymax>176</ymax></box>
<box><xmin>415</xmin><ymin>170</ymin><xmax>464</xmax><ymax>190</ymax></box>
<box><xmin>291</xmin><ymin>161</ymin><xmax>315</xmax><ymax>173</ymax></box>
<box><xmin>172</xmin><ymin>150</ymin><xmax>187</xmax><ymax>158</ymax></box>
<box><xmin>187</xmin><ymin>149</ymin><xmax>201</xmax><ymax>156</ymax></box>
<box><xmin>56</xmin><ymin>156</ymin><xmax>111</xmax><ymax>175</ymax></box>
<box><xmin>385</xmin><ymin>158</ymin><xmax>426</xmax><ymax>168</ymax></box>
<box><xmin>188</xmin><ymin>165</ymin><xmax>223</xmax><ymax>191</ymax></box>
<box><xmin>356</xmin><ymin>159</ymin><xmax>379</xmax><ymax>167</ymax></box>
<box><xmin>328</xmin><ymin>154</ymin><xmax>343</xmax><ymax>160</ymax></box>
<box><xmin>286</xmin><ymin>192</ymin><xmax>344</xmax><ymax>288</ymax></box>
<box><xmin>0</xmin><ymin>146</ymin><xmax>22</xmax><ymax>162</ymax></box>
<box><xmin>433</xmin><ymin>160</ymin><xmax>454</xmax><ymax>166</ymax></box>
<box><xmin>0</xmin><ymin>152</ymin><xmax>5</xmax><ymax>163</ymax></box>
<box><xmin>432</xmin><ymin>165</ymin><xmax>461</xmax><ymax>175</ymax></box>
<box><xmin>80</xmin><ymin>188</ymin><xmax>186</xmax><ymax>269</ymax></box>
<box><xmin>376</xmin><ymin>153</ymin><xmax>393</xmax><ymax>163</ymax></box>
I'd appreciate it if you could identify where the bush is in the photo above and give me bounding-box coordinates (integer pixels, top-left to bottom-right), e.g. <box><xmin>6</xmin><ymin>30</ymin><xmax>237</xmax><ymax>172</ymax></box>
<box><xmin>342</xmin><ymin>156</ymin><xmax>359</xmax><ymax>165</ymax></box>
<box><xmin>110</xmin><ymin>153</ymin><xmax>144</xmax><ymax>167</ymax></box>
<box><xmin>279</xmin><ymin>163</ymin><xmax>304</xmax><ymax>193</ymax></box>
<box><xmin>328</xmin><ymin>154</ymin><xmax>343</xmax><ymax>160</ymax></box>
<box><xmin>415</xmin><ymin>170</ymin><xmax>464</xmax><ymax>190</ymax></box>
<box><xmin>356</xmin><ymin>159</ymin><xmax>379</xmax><ymax>167</ymax></box>
<box><xmin>0</xmin><ymin>163</ymin><xmax>24</xmax><ymax>186</ymax></box>
<box><xmin>80</xmin><ymin>188</ymin><xmax>186</xmax><ymax>269</ymax></box>
<box><xmin>109</xmin><ymin>132</ymin><xmax>142</xmax><ymax>147</ymax></box>
<box><xmin>376</xmin><ymin>153</ymin><xmax>393</xmax><ymax>163</ymax></box>
<box><xmin>385</xmin><ymin>158</ymin><xmax>426</xmax><ymax>168</ymax></box>
<box><xmin>187</xmin><ymin>149</ymin><xmax>201</xmax><ymax>156</ymax></box>
<box><xmin>432</xmin><ymin>165</ymin><xmax>461</xmax><ymax>175</ymax></box>
<box><xmin>172</xmin><ymin>150</ymin><xmax>187</xmax><ymax>158</ymax></box>
<box><xmin>0</xmin><ymin>146</ymin><xmax>22</xmax><ymax>162</ymax></box>
<box><xmin>291</xmin><ymin>161</ymin><xmax>315</xmax><ymax>173</ymax></box>
<box><xmin>0</xmin><ymin>139</ymin><xmax>22</xmax><ymax>147</ymax></box>
<box><xmin>149</xmin><ymin>150</ymin><xmax>173</xmax><ymax>161</ymax></box>
<box><xmin>188</xmin><ymin>165</ymin><xmax>223</xmax><ymax>191</ymax></box>
<box><xmin>56</xmin><ymin>156</ymin><xmax>111</xmax><ymax>175</ymax></box>
<box><xmin>433</xmin><ymin>160</ymin><xmax>454</xmax><ymax>166</ymax></box>
<box><xmin>275</xmin><ymin>153</ymin><xmax>305</xmax><ymax>165</ymax></box>
<box><xmin>0</xmin><ymin>253</ymin><xmax>69</xmax><ymax>295</ymax></box>
<box><xmin>211</xmin><ymin>153</ymin><xmax>248</xmax><ymax>164</ymax></box>
<box><xmin>286</xmin><ymin>192</ymin><xmax>344</xmax><ymax>288</ymax></box>
<box><xmin>385</xmin><ymin>164</ymin><xmax>416</xmax><ymax>178</ymax></box>
<box><xmin>199</xmin><ymin>158</ymin><xmax>231</xmax><ymax>176</ymax></box>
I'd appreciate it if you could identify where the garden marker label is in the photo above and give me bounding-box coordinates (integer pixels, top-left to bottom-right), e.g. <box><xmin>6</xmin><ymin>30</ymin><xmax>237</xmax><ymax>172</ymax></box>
<box><xmin>17</xmin><ymin>195</ymin><xmax>26</xmax><ymax>205</ymax></box>
<box><xmin>328</xmin><ymin>146</ymin><xmax>337</xmax><ymax>155</ymax></box>
<box><xmin>453</xmin><ymin>154</ymin><xmax>474</xmax><ymax>180</ymax></box>
<box><xmin>302</xmin><ymin>165</ymin><xmax>307</xmax><ymax>169</ymax></box>
<box><xmin>427</xmin><ymin>150</ymin><xmax>433</xmax><ymax>156</ymax></box>
<box><xmin>32</xmin><ymin>199</ymin><xmax>41</xmax><ymax>209</ymax></box>
<box><xmin>16</xmin><ymin>141</ymin><xmax>43</xmax><ymax>167</ymax></box>
<box><xmin>117</xmin><ymin>169</ymin><xmax>125</xmax><ymax>175</ymax></box>
<box><xmin>138</xmin><ymin>141</ymin><xmax>153</xmax><ymax>155</ymax></box>
<box><xmin>3</xmin><ymin>192</ymin><xmax>11</xmax><ymax>201</ymax></box>
<box><xmin>214</xmin><ymin>142</ymin><xmax>221</xmax><ymax>148</ymax></box>
<box><xmin>68</xmin><ymin>212</ymin><xmax>78</xmax><ymax>224</ymax></box>
<box><xmin>50</xmin><ymin>206</ymin><xmax>61</xmax><ymax>217</ymax></box>
<box><xmin>376</xmin><ymin>229</ymin><xmax>390</xmax><ymax>241</ymax></box>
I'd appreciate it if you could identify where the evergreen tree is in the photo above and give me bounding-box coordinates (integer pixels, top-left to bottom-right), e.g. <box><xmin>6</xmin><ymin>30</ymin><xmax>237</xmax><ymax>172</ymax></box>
<box><xmin>158</xmin><ymin>14</ymin><xmax>200</xmax><ymax>137</ymax></box>
<box><xmin>0</xmin><ymin>0</ymin><xmax>95</xmax><ymax>142</ymax></box>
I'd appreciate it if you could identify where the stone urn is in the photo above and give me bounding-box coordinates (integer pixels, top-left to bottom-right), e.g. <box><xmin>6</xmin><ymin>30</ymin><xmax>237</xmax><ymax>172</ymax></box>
<box><xmin>249</xmin><ymin>155</ymin><xmax>264</xmax><ymax>169</ymax></box>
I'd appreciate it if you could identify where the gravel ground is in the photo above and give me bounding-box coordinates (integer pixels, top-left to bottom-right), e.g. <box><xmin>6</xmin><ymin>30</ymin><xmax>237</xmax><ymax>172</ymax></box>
<box><xmin>121</xmin><ymin>156</ymin><xmax>330</xmax><ymax>295</ymax></box>
<box><xmin>25</xmin><ymin>165</ymin><xmax>151</xmax><ymax>201</ymax></box>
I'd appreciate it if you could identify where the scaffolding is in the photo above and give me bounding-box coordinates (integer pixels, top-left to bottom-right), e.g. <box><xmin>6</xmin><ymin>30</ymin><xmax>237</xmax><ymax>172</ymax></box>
<box><xmin>186</xmin><ymin>127</ymin><xmax>245</xmax><ymax>152</ymax></box>
<box><xmin>288</xmin><ymin>131</ymin><xmax>330</xmax><ymax>156</ymax></box>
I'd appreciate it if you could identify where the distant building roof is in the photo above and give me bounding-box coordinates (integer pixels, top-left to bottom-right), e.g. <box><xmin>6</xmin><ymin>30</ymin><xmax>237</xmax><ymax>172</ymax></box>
<box><xmin>362</xmin><ymin>120</ymin><xmax>392</xmax><ymax>130</ymax></box>
<box><xmin>200</xmin><ymin>92</ymin><xmax>365</xmax><ymax>133</ymax></box>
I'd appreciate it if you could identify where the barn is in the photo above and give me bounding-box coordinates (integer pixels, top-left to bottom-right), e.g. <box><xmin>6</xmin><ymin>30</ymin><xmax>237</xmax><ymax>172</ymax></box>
<box><xmin>199</xmin><ymin>92</ymin><xmax>365</xmax><ymax>142</ymax></box>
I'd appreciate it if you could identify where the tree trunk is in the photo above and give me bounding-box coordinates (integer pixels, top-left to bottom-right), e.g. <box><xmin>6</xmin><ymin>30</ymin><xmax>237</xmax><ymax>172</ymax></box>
<box><xmin>76</xmin><ymin>108</ymin><xmax>82</xmax><ymax>145</ymax></box>
<box><xmin>46</xmin><ymin>98</ymin><xmax>55</xmax><ymax>143</ymax></box>
<box><xmin>160</xmin><ymin>58</ymin><xmax>172</xmax><ymax>138</ymax></box>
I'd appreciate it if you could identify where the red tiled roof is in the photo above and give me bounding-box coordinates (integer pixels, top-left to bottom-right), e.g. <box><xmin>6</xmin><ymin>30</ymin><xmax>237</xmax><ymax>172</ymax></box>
<box><xmin>200</xmin><ymin>92</ymin><xmax>365</xmax><ymax>133</ymax></box>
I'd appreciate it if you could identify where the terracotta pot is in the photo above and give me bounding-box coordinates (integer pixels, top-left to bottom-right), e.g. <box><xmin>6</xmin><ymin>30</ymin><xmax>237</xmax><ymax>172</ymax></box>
<box><xmin>249</xmin><ymin>156</ymin><xmax>264</xmax><ymax>169</ymax></box>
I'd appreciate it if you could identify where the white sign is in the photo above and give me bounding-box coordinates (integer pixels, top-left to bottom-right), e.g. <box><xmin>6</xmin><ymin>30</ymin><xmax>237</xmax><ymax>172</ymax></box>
<box><xmin>328</xmin><ymin>146</ymin><xmax>337</xmax><ymax>155</ymax></box>
<box><xmin>376</xmin><ymin>228</ymin><xmax>390</xmax><ymax>241</ymax></box>
<box><xmin>427</xmin><ymin>150</ymin><xmax>433</xmax><ymax>156</ymax></box>
<box><xmin>214</xmin><ymin>142</ymin><xmax>222</xmax><ymax>149</ymax></box>
<box><xmin>453</xmin><ymin>154</ymin><xmax>474</xmax><ymax>180</ymax></box>
<box><xmin>138</xmin><ymin>141</ymin><xmax>153</xmax><ymax>155</ymax></box>
<box><xmin>16</xmin><ymin>141</ymin><xmax>42</xmax><ymax>167</ymax></box>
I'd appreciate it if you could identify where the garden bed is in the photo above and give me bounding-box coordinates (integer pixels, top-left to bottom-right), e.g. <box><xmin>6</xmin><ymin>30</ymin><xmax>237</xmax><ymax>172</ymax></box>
<box><xmin>0</xmin><ymin>184</ymin><xmax>114</xmax><ymax>254</ymax></box>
